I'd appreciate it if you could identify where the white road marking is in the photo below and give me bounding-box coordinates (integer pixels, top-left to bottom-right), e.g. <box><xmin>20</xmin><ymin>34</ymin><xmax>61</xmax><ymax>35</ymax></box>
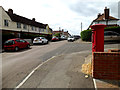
<box><xmin>14</xmin><ymin>56</ymin><xmax>56</xmax><ymax>90</ymax></box>
<box><xmin>93</xmin><ymin>78</ymin><xmax>97</xmax><ymax>90</ymax></box>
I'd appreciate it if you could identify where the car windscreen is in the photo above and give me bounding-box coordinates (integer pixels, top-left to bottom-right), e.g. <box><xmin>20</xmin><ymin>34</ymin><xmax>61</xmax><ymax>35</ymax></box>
<box><xmin>69</xmin><ymin>36</ymin><xmax>73</xmax><ymax>38</ymax></box>
<box><xmin>4</xmin><ymin>40</ymin><xmax>15</xmax><ymax>45</ymax></box>
<box><xmin>104</xmin><ymin>32</ymin><xmax>120</xmax><ymax>36</ymax></box>
<box><xmin>34</xmin><ymin>37</ymin><xmax>40</xmax><ymax>40</ymax></box>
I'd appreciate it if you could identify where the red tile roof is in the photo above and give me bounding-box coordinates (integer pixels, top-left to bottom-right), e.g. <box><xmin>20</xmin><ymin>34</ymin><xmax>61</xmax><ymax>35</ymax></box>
<box><xmin>94</xmin><ymin>14</ymin><xmax>119</xmax><ymax>21</ymax></box>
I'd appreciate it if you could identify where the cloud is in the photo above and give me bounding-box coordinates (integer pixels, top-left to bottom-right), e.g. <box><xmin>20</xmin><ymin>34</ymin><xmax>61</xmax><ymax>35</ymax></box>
<box><xmin>0</xmin><ymin>0</ymin><xmax>120</xmax><ymax>35</ymax></box>
<box><xmin>69</xmin><ymin>2</ymin><xmax>98</xmax><ymax>17</ymax></box>
<box><xmin>107</xmin><ymin>2</ymin><xmax>119</xmax><ymax>18</ymax></box>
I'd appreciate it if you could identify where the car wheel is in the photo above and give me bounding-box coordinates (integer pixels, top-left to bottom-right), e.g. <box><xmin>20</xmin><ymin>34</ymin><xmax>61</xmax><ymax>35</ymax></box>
<box><xmin>15</xmin><ymin>47</ymin><xmax>19</xmax><ymax>51</ymax></box>
<box><xmin>42</xmin><ymin>41</ymin><xmax>44</xmax><ymax>44</ymax></box>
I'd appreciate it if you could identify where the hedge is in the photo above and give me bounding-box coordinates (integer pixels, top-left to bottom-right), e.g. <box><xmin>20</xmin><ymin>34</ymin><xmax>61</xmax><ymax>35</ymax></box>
<box><xmin>80</xmin><ymin>26</ymin><xmax>120</xmax><ymax>42</ymax></box>
<box><xmin>53</xmin><ymin>33</ymin><xmax>61</xmax><ymax>37</ymax></box>
<box><xmin>80</xmin><ymin>29</ymin><xmax>92</xmax><ymax>41</ymax></box>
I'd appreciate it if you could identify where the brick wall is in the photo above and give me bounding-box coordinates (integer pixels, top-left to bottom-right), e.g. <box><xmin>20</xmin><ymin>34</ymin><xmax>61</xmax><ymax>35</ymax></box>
<box><xmin>92</xmin><ymin>52</ymin><xmax>120</xmax><ymax>80</ymax></box>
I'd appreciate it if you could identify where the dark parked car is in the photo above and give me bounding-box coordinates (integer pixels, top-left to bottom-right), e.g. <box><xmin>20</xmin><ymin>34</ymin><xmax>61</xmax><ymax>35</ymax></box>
<box><xmin>73</xmin><ymin>35</ymin><xmax>80</xmax><ymax>40</ymax></box>
<box><xmin>104</xmin><ymin>31</ymin><xmax>120</xmax><ymax>41</ymax></box>
<box><xmin>4</xmin><ymin>38</ymin><xmax>30</xmax><ymax>51</ymax></box>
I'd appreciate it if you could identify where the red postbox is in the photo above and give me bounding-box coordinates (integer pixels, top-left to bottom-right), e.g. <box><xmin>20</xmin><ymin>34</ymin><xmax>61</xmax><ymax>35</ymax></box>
<box><xmin>91</xmin><ymin>24</ymin><xmax>106</xmax><ymax>52</ymax></box>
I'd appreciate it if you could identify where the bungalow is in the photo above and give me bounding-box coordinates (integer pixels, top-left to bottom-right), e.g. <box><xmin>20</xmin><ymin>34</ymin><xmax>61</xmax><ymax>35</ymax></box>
<box><xmin>0</xmin><ymin>6</ymin><xmax>52</xmax><ymax>39</ymax></box>
<box><xmin>88</xmin><ymin>7</ymin><xmax>120</xmax><ymax>30</ymax></box>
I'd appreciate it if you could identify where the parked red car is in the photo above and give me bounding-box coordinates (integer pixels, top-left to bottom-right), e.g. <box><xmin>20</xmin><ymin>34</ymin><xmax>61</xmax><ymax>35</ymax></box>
<box><xmin>4</xmin><ymin>38</ymin><xmax>30</xmax><ymax>51</ymax></box>
<box><xmin>52</xmin><ymin>37</ymin><xmax>59</xmax><ymax>41</ymax></box>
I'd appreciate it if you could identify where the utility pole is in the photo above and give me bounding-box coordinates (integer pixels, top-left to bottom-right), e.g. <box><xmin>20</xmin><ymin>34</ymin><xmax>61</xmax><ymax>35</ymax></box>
<box><xmin>118</xmin><ymin>1</ymin><xmax>120</xmax><ymax>26</ymax></box>
<box><xmin>59</xmin><ymin>27</ymin><xmax>61</xmax><ymax>31</ymax></box>
<box><xmin>81</xmin><ymin>22</ymin><xmax>82</xmax><ymax>32</ymax></box>
<box><xmin>118</xmin><ymin>1</ymin><xmax>120</xmax><ymax>19</ymax></box>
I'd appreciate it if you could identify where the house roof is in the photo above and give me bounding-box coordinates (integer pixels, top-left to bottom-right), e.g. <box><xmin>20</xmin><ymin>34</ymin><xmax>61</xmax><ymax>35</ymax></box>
<box><xmin>53</xmin><ymin>30</ymin><xmax>70</xmax><ymax>36</ymax></box>
<box><xmin>94</xmin><ymin>14</ymin><xmax>119</xmax><ymax>21</ymax></box>
<box><xmin>53</xmin><ymin>31</ymin><xmax>63</xmax><ymax>33</ymax></box>
<box><xmin>6</xmin><ymin>11</ymin><xmax>46</xmax><ymax>29</ymax></box>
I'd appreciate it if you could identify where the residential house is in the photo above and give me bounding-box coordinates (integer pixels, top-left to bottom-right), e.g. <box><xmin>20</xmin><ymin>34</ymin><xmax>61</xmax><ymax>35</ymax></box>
<box><xmin>88</xmin><ymin>7</ymin><xmax>120</xmax><ymax>30</ymax></box>
<box><xmin>53</xmin><ymin>30</ymin><xmax>70</xmax><ymax>37</ymax></box>
<box><xmin>0</xmin><ymin>6</ymin><xmax>52</xmax><ymax>39</ymax></box>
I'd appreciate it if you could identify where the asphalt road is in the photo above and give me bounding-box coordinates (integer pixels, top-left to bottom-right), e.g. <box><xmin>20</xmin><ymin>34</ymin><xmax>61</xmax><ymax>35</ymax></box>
<box><xmin>2</xmin><ymin>39</ymin><xmax>119</xmax><ymax>88</ymax></box>
<box><xmin>2</xmin><ymin>40</ymin><xmax>68</xmax><ymax>88</ymax></box>
<box><xmin>2</xmin><ymin>39</ymin><xmax>92</xmax><ymax>88</ymax></box>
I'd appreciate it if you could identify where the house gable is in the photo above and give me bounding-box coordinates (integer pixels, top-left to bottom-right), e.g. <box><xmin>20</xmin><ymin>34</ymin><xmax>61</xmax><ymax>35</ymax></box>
<box><xmin>88</xmin><ymin>7</ymin><xmax>119</xmax><ymax>30</ymax></box>
<box><xmin>0</xmin><ymin>6</ymin><xmax>12</xmax><ymax>30</ymax></box>
<box><xmin>94</xmin><ymin>14</ymin><xmax>119</xmax><ymax>22</ymax></box>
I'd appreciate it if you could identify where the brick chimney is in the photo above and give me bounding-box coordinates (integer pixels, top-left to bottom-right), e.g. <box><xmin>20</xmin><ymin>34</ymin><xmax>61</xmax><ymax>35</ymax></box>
<box><xmin>8</xmin><ymin>9</ymin><xmax>13</xmax><ymax>14</ymax></box>
<box><xmin>104</xmin><ymin>7</ymin><xmax>109</xmax><ymax>19</ymax></box>
<box><xmin>98</xmin><ymin>13</ymin><xmax>101</xmax><ymax>18</ymax></box>
<box><xmin>32</xmin><ymin>18</ymin><xmax>35</xmax><ymax>21</ymax></box>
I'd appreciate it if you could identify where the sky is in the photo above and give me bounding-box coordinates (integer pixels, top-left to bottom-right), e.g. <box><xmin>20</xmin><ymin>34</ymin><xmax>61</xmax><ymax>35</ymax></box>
<box><xmin>0</xmin><ymin>0</ymin><xmax>120</xmax><ymax>35</ymax></box>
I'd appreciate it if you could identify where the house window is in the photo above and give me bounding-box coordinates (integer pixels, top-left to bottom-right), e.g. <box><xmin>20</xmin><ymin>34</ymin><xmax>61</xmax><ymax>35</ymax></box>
<box><xmin>35</xmin><ymin>27</ymin><xmax>36</xmax><ymax>31</ymax></box>
<box><xmin>23</xmin><ymin>24</ymin><xmax>27</xmax><ymax>29</ymax></box>
<box><xmin>40</xmin><ymin>29</ymin><xmax>43</xmax><ymax>32</ymax></box>
<box><xmin>46</xmin><ymin>29</ymin><xmax>48</xmax><ymax>32</ymax></box>
<box><xmin>39</xmin><ymin>28</ymin><xmax>41</xmax><ymax>32</ymax></box>
<box><xmin>31</xmin><ymin>26</ymin><xmax>34</xmax><ymax>30</ymax></box>
<box><xmin>4</xmin><ymin>20</ymin><xmax>9</xmax><ymax>27</ymax></box>
<box><xmin>17</xmin><ymin>22</ymin><xmax>21</xmax><ymax>28</ymax></box>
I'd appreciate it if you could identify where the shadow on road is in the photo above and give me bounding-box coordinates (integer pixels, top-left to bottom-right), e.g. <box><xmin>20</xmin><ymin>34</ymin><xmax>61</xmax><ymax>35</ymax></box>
<box><xmin>2</xmin><ymin>48</ymin><xmax>32</xmax><ymax>53</ymax></box>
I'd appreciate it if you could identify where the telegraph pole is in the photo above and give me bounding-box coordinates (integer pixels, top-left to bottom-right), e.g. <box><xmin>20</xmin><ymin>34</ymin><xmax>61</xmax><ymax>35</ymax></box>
<box><xmin>81</xmin><ymin>22</ymin><xmax>82</xmax><ymax>32</ymax></box>
<box><xmin>118</xmin><ymin>1</ymin><xmax>120</xmax><ymax>19</ymax></box>
<box><xmin>59</xmin><ymin>27</ymin><xmax>61</xmax><ymax>31</ymax></box>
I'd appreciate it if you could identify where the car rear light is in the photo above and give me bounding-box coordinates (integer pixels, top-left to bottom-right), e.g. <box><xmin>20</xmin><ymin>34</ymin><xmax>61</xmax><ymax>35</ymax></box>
<box><xmin>40</xmin><ymin>39</ymin><xmax>42</xmax><ymax>41</ymax></box>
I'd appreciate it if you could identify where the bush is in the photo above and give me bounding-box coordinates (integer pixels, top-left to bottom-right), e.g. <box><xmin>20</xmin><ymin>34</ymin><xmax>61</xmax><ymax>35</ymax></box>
<box><xmin>81</xmin><ymin>30</ymin><xmax>92</xmax><ymax>41</ymax></box>
<box><xmin>105</xmin><ymin>26</ymin><xmax>120</xmax><ymax>30</ymax></box>
<box><xmin>54</xmin><ymin>33</ymin><xmax>61</xmax><ymax>37</ymax></box>
<box><xmin>80</xmin><ymin>26</ymin><xmax>120</xmax><ymax>42</ymax></box>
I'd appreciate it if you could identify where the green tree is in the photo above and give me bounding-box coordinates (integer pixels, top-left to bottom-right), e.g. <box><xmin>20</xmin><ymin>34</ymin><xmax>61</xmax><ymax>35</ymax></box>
<box><xmin>54</xmin><ymin>33</ymin><xmax>61</xmax><ymax>37</ymax></box>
